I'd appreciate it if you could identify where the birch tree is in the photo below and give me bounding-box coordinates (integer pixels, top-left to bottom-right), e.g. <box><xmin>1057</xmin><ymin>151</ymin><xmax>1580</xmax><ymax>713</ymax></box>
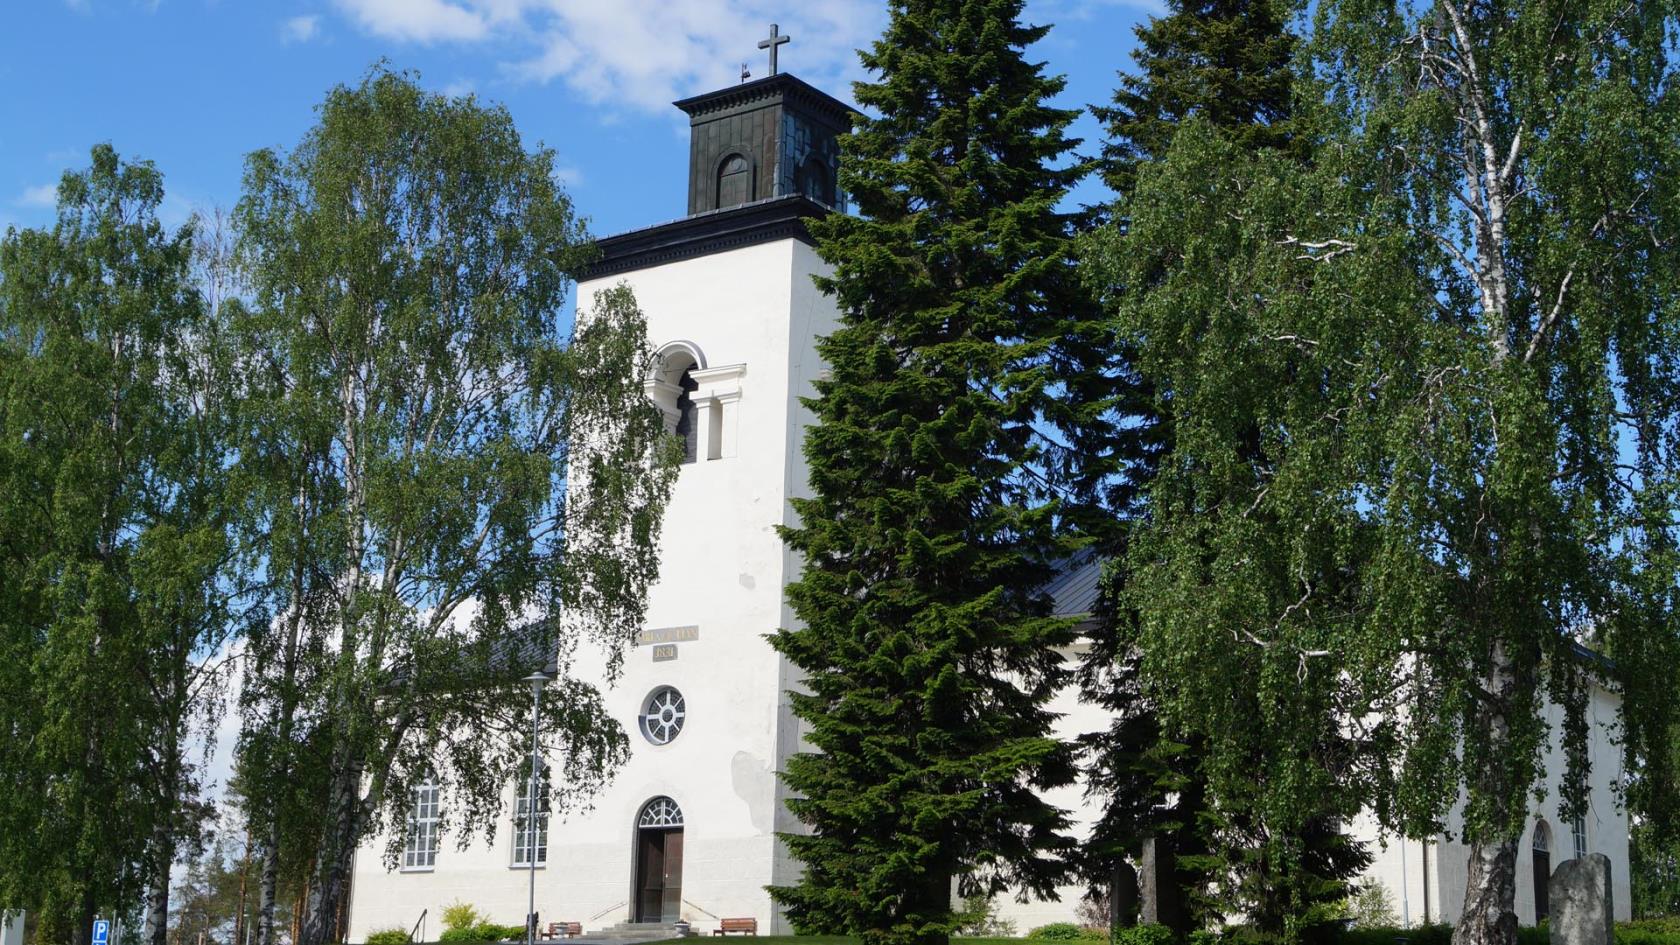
<box><xmin>0</xmin><ymin>146</ymin><xmax>246</xmax><ymax>945</ymax></box>
<box><xmin>231</xmin><ymin>69</ymin><xmax>676</xmax><ymax>945</ymax></box>
<box><xmin>1085</xmin><ymin>3</ymin><xmax>1680</xmax><ymax>945</ymax></box>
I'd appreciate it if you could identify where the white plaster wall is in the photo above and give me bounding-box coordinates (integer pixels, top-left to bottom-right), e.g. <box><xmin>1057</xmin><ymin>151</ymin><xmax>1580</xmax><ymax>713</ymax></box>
<box><xmin>1354</xmin><ymin>681</ymin><xmax>1631</xmax><ymax>927</ymax></box>
<box><xmin>347</xmin><ymin>238</ymin><xmax>834</xmax><ymax>942</ymax></box>
<box><xmin>990</xmin><ymin>644</ymin><xmax>1111</xmax><ymax>934</ymax></box>
<box><xmin>766</xmin><ymin>239</ymin><xmax>841</xmax><ymax>929</ymax></box>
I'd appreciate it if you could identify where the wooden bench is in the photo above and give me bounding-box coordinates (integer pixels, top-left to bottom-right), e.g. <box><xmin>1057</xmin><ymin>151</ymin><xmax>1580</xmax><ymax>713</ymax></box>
<box><xmin>713</xmin><ymin>918</ymin><xmax>757</xmax><ymax>936</ymax></box>
<box><xmin>542</xmin><ymin>922</ymin><xmax>582</xmax><ymax>939</ymax></box>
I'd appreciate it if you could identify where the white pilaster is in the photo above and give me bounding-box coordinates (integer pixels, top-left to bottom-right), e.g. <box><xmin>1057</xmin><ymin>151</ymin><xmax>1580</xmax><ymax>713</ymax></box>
<box><xmin>689</xmin><ymin>364</ymin><xmax>746</xmax><ymax>460</ymax></box>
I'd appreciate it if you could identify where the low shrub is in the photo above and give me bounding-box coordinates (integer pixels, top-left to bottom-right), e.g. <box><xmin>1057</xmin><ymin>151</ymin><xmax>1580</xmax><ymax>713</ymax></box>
<box><xmin>1115</xmin><ymin>924</ymin><xmax>1178</xmax><ymax>945</ymax></box>
<box><xmin>956</xmin><ymin>894</ymin><xmax>1019</xmax><ymax>937</ymax></box>
<box><xmin>1030</xmin><ymin>923</ymin><xmax>1094</xmax><ymax>941</ymax></box>
<box><xmin>442</xmin><ymin>902</ymin><xmax>482</xmax><ymax>933</ymax></box>
<box><xmin>1621</xmin><ymin>919</ymin><xmax>1680</xmax><ymax>945</ymax></box>
<box><xmin>365</xmin><ymin>929</ymin><xmax>410</xmax><ymax>945</ymax></box>
<box><xmin>436</xmin><ymin>923</ymin><xmax>525</xmax><ymax>943</ymax></box>
<box><xmin>1332</xmin><ymin>921</ymin><xmax>1680</xmax><ymax>945</ymax></box>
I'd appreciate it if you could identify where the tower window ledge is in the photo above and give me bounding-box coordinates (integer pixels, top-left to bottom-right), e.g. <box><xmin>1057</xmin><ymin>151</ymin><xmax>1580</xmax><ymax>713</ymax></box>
<box><xmin>690</xmin><ymin>362</ymin><xmax>746</xmax><ymax>400</ymax></box>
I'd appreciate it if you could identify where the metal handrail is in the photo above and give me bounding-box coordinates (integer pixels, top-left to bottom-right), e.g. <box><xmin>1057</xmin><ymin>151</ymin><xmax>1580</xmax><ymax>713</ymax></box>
<box><xmin>409</xmin><ymin>909</ymin><xmax>427</xmax><ymax>944</ymax></box>
<box><xmin>588</xmin><ymin>902</ymin><xmax>627</xmax><ymax>923</ymax></box>
<box><xmin>680</xmin><ymin>901</ymin><xmax>719</xmax><ymax>921</ymax></box>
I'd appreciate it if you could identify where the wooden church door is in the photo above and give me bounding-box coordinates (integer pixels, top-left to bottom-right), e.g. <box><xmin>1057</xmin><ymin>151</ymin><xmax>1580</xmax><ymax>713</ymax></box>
<box><xmin>634</xmin><ymin>798</ymin><xmax>685</xmax><ymax>923</ymax></box>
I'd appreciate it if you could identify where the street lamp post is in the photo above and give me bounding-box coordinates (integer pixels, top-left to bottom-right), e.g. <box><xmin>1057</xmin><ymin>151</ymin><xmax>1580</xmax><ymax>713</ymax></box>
<box><xmin>523</xmin><ymin>671</ymin><xmax>551</xmax><ymax>945</ymax></box>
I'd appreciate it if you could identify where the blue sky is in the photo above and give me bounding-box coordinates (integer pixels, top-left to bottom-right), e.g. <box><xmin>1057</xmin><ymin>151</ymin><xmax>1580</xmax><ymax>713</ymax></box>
<box><xmin>1</xmin><ymin>0</ymin><xmax>1156</xmax><ymax>243</ymax></box>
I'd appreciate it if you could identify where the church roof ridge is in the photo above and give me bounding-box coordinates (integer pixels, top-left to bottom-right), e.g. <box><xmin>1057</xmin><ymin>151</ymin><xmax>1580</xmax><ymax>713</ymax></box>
<box><xmin>579</xmin><ymin>194</ymin><xmax>830</xmax><ymax>280</ymax></box>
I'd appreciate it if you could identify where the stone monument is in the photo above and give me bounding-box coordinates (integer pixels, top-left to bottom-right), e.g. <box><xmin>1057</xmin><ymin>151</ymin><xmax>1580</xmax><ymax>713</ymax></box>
<box><xmin>1550</xmin><ymin>853</ymin><xmax>1614</xmax><ymax>945</ymax></box>
<box><xmin>1111</xmin><ymin>861</ymin><xmax>1140</xmax><ymax>929</ymax></box>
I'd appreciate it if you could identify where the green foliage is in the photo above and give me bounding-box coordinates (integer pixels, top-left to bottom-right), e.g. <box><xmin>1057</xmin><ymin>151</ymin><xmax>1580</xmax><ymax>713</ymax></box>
<box><xmin>1633</xmin><ymin>739</ymin><xmax>1680</xmax><ymax>917</ymax></box>
<box><xmin>768</xmin><ymin>2</ymin><xmax>1108</xmax><ymax>945</ymax></box>
<box><xmin>1028</xmin><ymin>924</ymin><xmax>1093</xmax><ymax>941</ymax></box>
<box><xmin>1621</xmin><ymin>919</ymin><xmax>1680</xmax><ymax>945</ymax></box>
<box><xmin>1083</xmin><ymin>0</ymin><xmax>1368</xmax><ymax>937</ymax></box>
<box><xmin>1085</xmin><ymin>0</ymin><xmax>1680</xmax><ymax>942</ymax></box>
<box><xmin>0</xmin><ymin>144</ymin><xmax>240</xmax><ymax>945</ymax></box>
<box><xmin>956</xmin><ymin>898</ymin><xmax>1018</xmax><ymax>938</ymax></box>
<box><xmin>1344</xmin><ymin>881</ymin><xmax>1396</xmax><ymax>930</ymax></box>
<box><xmin>437</xmin><ymin>923</ymin><xmax>524</xmax><ymax>944</ymax></box>
<box><xmin>1114</xmin><ymin>926</ymin><xmax>1178</xmax><ymax>945</ymax></box>
<box><xmin>230</xmin><ymin>67</ymin><xmax>677</xmax><ymax>945</ymax></box>
<box><xmin>167</xmin><ymin>837</ymin><xmax>263</xmax><ymax>945</ymax></box>
<box><xmin>442</xmin><ymin>903</ymin><xmax>483</xmax><ymax>933</ymax></box>
<box><xmin>1334</xmin><ymin>927</ymin><xmax>1448</xmax><ymax>945</ymax></box>
<box><xmin>1093</xmin><ymin>0</ymin><xmax>1298</xmax><ymax>199</ymax></box>
<box><xmin>1331</xmin><ymin>926</ymin><xmax>1570</xmax><ymax>945</ymax></box>
<box><xmin>365</xmin><ymin>929</ymin><xmax>412</xmax><ymax>945</ymax></box>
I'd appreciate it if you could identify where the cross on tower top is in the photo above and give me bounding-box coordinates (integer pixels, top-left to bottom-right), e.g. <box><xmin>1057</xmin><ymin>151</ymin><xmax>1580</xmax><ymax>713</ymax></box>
<box><xmin>758</xmin><ymin>23</ymin><xmax>790</xmax><ymax>76</ymax></box>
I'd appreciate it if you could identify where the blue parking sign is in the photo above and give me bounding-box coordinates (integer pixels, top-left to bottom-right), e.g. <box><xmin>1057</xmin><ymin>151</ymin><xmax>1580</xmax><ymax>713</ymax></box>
<box><xmin>92</xmin><ymin>920</ymin><xmax>110</xmax><ymax>945</ymax></box>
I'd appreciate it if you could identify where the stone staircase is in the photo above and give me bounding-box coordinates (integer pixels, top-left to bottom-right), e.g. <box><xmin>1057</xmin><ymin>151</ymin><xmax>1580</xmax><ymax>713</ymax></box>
<box><xmin>572</xmin><ymin>921</ymin><xmax>688</xmax><ymax>943</ymax></box>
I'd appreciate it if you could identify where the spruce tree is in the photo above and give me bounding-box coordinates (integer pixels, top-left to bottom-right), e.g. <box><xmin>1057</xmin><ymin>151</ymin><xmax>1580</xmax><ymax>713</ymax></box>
<box><xmin>1093</xmin><ymin>0</ymin><xmax>1297</xmax><ymax>200</ymax></box>
<box><xmin>769</xmin><ymin>3</ymin><xmax>1099</xmax><ymax>944</ymax></box>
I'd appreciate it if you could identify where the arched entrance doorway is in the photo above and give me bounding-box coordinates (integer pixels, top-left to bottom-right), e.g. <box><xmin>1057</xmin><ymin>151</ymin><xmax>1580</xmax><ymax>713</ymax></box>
<box><xmin>634</xmin><ymin>797</ymin><xmax>684</xmax><ymax>923</ymax></box>
<box><xmin>1532</xmin><ymin>820</ymin><xmax>1552</xmax><ymax>923</ymax></box>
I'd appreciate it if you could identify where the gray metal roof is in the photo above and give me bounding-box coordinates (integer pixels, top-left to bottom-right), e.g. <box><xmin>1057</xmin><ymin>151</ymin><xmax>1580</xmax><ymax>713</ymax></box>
<box><xmin>1046</xmin><ymin>551</ymin><xmax>1105</xmax><ymax>624</ymax></box>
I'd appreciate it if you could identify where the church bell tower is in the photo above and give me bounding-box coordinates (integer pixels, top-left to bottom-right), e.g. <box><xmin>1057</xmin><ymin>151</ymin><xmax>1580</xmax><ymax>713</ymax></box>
<box><xmin>558</xmin><ymin>57</ymin><xmax>856</xmax><ymax>934</ymax></box>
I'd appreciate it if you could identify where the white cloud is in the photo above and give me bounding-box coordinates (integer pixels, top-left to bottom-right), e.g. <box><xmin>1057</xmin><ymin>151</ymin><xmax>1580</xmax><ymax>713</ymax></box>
<box><xmin>505</xmin><ymin>2</ymin><xmax>881</xmax><ymax>113</ymax></box>
<box><xmin>19</xmin><ymin>183</ymin><xmax>57</xmax><ymax>208</ymax></box>
<box><xmin>333</xmin><ymin>0</ymin><xmax>494</xmax><ymax>43</ymax></box>
<box><xmin>552</xmin><ymin>164</ymin><xmax>583</xmax><ymax>188</ymax></box>
<box><xmin>281</xmin><ymin>14</ymin><xmax>322</xmax><ymax>44</ymax></box>
<box><xmin>327</xmin><ymin>0</ymin><xmax>881</xmax><ymax>114</ymax></box>
<box><xmin>442</xmin><ymin>78</ymin><xmax>478</xmax><ymax>97</ymax></box>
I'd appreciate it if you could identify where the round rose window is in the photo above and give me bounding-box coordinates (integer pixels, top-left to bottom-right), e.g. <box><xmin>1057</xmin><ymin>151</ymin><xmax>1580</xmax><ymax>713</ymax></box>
<box><xmin>639</xmin><ymin>687</ymin><xmax>686</xmax><ymax>745</ymax></box>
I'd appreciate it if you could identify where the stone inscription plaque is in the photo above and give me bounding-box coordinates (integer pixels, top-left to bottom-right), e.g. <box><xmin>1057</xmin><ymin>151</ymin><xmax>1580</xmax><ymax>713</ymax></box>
<box><xmin>652</xmin><ymin>644</ymin><xmax>679</xmax><ymax>662</ymax></box>
<box><xmin>637</xmin><ymin>625</ymin><xmax>699</xmax><ymax>646</ymax></box>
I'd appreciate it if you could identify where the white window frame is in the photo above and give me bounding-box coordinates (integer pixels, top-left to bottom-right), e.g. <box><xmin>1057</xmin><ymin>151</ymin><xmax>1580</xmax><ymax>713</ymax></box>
<box><xmin>404</xmin><ymin>780</ymin><xmax>440</xmax><ymax>871</ymax></box>
<box><xmin>1572</xmin><ymin>814</ymin><xmax>1588</xmax><ymax>860</ymax></box>
<box><xmin>639</xmin><ymin>687</ymin><xmax>687</xmax><ymax>746</ymax></box>
<box><xmin>512</xmin><ymin>765</ymin><xmax>549</xmax><ymax>868</ymax></box>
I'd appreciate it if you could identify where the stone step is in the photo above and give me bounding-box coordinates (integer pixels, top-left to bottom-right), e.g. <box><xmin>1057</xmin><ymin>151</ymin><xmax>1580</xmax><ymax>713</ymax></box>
<box><xmin>575</xmin><ymin>922</ymin><xmax>684</xmax><ymax>942</ymax></box>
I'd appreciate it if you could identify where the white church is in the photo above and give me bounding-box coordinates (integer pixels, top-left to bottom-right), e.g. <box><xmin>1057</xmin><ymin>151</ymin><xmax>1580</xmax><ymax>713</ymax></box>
<box><xmin>321</xmin><ymin>64</ymin><xmax>1633</xmax><ymax>944</ymax></box>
